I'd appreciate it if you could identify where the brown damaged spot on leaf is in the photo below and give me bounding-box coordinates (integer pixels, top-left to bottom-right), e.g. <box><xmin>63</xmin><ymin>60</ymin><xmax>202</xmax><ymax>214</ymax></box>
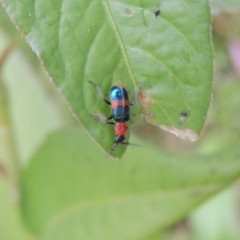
<box><xmin>160</xmin><ymin>125</ymin><xmax>198</xmax><ymax>141</ymax></box>
<box><xmin>137</xmin><ymin>90</ymin><xmax>197</xmax><ymax>141</ymax></box>
<box><xmin>137</xmin><ymin>89</ymin><xmax>155</xmax><ymax>120</ymax></box>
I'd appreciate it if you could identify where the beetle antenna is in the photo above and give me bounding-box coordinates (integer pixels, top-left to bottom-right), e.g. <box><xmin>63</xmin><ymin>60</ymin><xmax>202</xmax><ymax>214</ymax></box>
<box><xmin>122</xmin><ymin>142</ymin><xmax>141</xmax><ymax>147</ymax></box>
<box><xmin>109</xmin><ymin>141</ymin><xmax>141</xmax><ymax>157</ymax></box>
<box><xmin>89</xmin><ymin>80</ymin><xmax>110</xmax><ymax>105</ymax></box>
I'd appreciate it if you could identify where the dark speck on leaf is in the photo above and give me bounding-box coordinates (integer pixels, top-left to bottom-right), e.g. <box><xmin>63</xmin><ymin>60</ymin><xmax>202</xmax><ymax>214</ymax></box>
<box><xmin>178</xmin><ymin>111</ymin><xmax>189</xmax><ymax>124</ymax></box>
<box><xmin>154</xmin><ymin>9</ymin><xmax>160</xmax><ymax>18</ymax></box>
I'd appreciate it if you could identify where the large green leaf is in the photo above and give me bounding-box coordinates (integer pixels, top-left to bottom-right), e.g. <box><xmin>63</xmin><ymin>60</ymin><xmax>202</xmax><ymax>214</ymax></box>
<box><xmin>0</xmin><ymin>176</ymin><xmax>32</xmax><ymax>240</ymax></box>
<box><xmin>0</xmin><ymin>31</ymin><xmax>68</xmax><ymax>166</ymax></box>
<box><xmin>1</xmin><ymin>0</ymin><xmax>213</xmax><ymax>158</ymax></box>
<box><xmin>21</xmin><ymin>127</ymin><xmax>240</xmax><ymax>239</ymax></box>
<box><xmin>0</xmin><ymin>49</ymin><xmax>32</xmax><ymax>240</ymax></box>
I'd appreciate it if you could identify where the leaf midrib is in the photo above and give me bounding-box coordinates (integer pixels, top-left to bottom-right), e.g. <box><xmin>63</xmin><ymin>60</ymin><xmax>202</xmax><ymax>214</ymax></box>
<box><xmin>101</xmin><ymin>0</ymin><xmax>137</xmax><ymax>87</ymax></box>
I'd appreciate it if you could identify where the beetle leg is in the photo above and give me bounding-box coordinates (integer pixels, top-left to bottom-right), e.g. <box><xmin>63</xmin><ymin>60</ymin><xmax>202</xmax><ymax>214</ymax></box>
<box><xmin>106</xmin><ymin>115</ymin><xmax>114</xmax><ymax>124</ymax></box>
<box><xmin>91</xmin><ymin>113</ymin><xmax>115</xmax><ymax>125</ymax></box>
<box><xmin>89</xmin><ymin>81</ymin><xmax>111</xmax><ymax>105</ymax></box>
<box><xmin>110</xmin><ymin>143</ymin><xmax>118</xmax><ymax>153</ymax></box>
<box><xmin>106</xmin><ymin>121</ymin><xmax>115</xmax><ymax>125</ymax></box>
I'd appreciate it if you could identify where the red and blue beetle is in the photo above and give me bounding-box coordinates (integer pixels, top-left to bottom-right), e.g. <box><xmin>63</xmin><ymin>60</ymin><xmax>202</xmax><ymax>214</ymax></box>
<box><xmin>89</xmin><ymin>81</ymin><xmax>136</xmax><ymax>152</ymax></box>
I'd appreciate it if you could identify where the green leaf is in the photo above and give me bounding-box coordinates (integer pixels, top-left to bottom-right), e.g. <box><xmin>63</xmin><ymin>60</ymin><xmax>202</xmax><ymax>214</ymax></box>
<box><xmin>0</xmin><ymin>75</ymin><xmax>12</xmax><ymax>172</ymax></box>
<box><xmin>21</xmin><ymin>127</ymin><xmax>240</xmax><ymax>238</ymax></box>
<box><xmin>1</xmin><ymin>0</ymin><xmax>213</xmax><ymax>158</ymax></box>
<box><xmin>0</xmin><ymin>32</ymin><xmax>31</xmax><ymax>240</ymax></box>
<box><xmin>0</xmin><ymin>176</ymin><xmax>32</xmax><ymax>240</ymax></box>
<box><xmin>190</xmin><ymin>188</ymin><xmax>239</xmax><ymax>240</ymax></box>
<box><xmin>0</xmin><ymin>3</ymin><xmax>17</xmax><ymax>35</ymax></box>
<box><xmin>1</xmin><ymin>33</ymin><xmax>68</xmax><ymax>166</ymax></box>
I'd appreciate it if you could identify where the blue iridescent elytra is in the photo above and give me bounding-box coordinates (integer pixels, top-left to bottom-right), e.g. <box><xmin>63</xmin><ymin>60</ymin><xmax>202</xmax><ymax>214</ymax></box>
<box><xmin>109</xmin><ymin>85</ymin><xmax>130</xmax><ymax>122</ymax></box>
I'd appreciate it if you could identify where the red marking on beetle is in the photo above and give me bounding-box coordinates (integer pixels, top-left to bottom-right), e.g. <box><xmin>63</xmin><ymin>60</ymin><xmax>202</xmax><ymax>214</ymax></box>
<box><xmin>114</xmin><ymin>122</ymin><xmax>128</xmax><ymax>136</ymax></box>
<box><xmin>111</xmin><ymin>99</ymin><xmax>129</xmax><ymax>109</ymax></box>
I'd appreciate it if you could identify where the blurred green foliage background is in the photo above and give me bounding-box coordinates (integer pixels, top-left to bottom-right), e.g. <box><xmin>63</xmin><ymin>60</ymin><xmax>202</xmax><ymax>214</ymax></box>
<box><xmin>1</xmin><ymin>0</ymin><xmax>240</xmax><ymax>239</ymax></box>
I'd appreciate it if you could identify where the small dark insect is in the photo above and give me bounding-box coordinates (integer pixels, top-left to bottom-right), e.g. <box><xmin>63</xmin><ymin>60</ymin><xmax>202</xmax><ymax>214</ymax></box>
<box><xmin>154</xmin><ymin>9</ymin><xmax>160</xmax><ymax>18</ymax></box>
<box><xmin>178</xmin><ymin>111</ymin><xmax>189</xmax><ymax>124</ymax></box>
<box><xmin>180</xmin><ymin>111</ymin><xmax>188</xmax><ymax>118</ymax></box>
